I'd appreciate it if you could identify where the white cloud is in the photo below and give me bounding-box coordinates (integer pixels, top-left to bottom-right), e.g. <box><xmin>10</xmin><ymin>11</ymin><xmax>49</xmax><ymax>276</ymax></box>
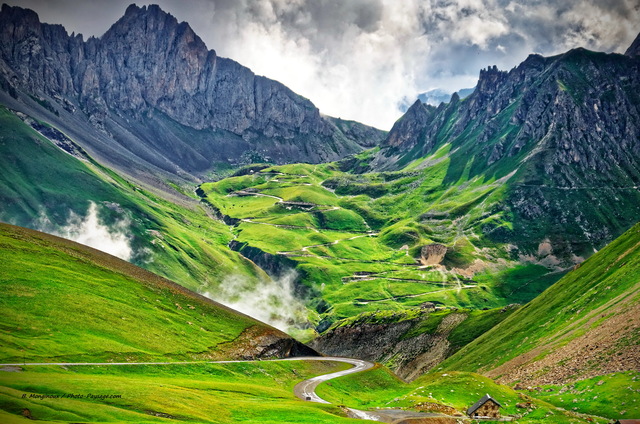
<box><xmin>6</xmin><ymin>0</ymin><xmax>639</xmax><ymax>129</ymax></box>
<box><xmin>37</xmin><ymin>202</ymin><xmax>133</xmax><ymax>261</ymax></box>
<box><xmin>204</xmin><ymin>271</ymin><xmax>308</xmax><ymax>333</ymax></box>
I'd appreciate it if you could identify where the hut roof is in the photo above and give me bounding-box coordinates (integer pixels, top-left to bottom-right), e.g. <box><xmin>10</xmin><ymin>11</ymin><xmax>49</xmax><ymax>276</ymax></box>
<box><xmin>467</xmin><ymin>393</ymin><xmax>502</xmax><ymax>416</ymax></box>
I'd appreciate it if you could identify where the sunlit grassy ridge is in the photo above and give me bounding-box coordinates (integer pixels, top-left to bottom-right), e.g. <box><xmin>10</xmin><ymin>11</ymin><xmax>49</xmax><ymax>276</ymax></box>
<box><xmin>0</xmin><ymin>223</ymin><xmax>285</xmax><ymax>363</ymax></box>
<box><xmin>199</xmin><ymin>160</ymin><xmax>557</xmax><ymax>329</ymax></box>
<box><xmin>440</xmin><ymin>222</ymin><xmax>640</xmax><ymax>377</ymax></box>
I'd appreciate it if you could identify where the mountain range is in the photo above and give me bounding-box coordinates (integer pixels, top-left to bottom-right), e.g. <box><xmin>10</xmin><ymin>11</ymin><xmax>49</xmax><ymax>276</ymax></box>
<box><xmin>0</xmin><ymin>3</ymin><xmax>639</xmax><ymax>423</ymax></box>
<box><xmin>0</xmin><ymin>4</ymin><xmax>384</xmax><ymax>188</ymax></box>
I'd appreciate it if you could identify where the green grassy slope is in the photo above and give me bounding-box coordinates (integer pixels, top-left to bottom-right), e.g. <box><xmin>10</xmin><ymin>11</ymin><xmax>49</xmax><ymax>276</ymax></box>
<box><xmin>0</xmin><ymin>223</ymin><xmax>302</xmax><ymax>363</ymax></box>
<box><xmin>0</xmin><ymin>106</ymin><xmax>267</xmax><ymax>296</ymax></box>
<box><xmin>199</xmin><ymin>161</ymin><xmax>557</xmax><ymax>328</ymax></box>
<box><xmin>440</xmin><ymin>222</ymin><xmax>640</xmax><ymax>384</ymax></box>
<box><xmin>0</xmin><ymin>362</ymin><xmax>359</xmax><ymax>424</ymax></box>
<box><xmin>316</xmin><ymin>366</ymin><xmax>603</xmax><ymax>423</ymax></box>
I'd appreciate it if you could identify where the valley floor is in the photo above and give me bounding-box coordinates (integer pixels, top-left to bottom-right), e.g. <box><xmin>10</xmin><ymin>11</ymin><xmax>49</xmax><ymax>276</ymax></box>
<box><xmin>1</xmin><ymin>358</ymin><xmax>627</xmax><ymax>424</ymax></box>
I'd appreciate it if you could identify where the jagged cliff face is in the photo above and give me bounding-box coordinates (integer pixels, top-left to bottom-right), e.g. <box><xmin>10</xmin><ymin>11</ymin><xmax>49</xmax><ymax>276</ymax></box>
<box><xmin>371</xmin><ymin>44</ymin><xmax>640</xmax><ymax>257</ymax></box>
<box><xmin>0</xmin><ymin>4</ymin><xmax>385</xmax><ymax>182</ymax></box>
<box><xmin>309</xmin><ymin>313</ymin><xmax>464</xmax><ymax>381</ymax></box>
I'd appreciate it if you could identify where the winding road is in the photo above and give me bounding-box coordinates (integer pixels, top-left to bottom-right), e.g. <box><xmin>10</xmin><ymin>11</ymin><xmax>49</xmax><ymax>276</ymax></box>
<box><xmin>291</xmin><ymin>357</ymin><xmax>374</xmax><ymax>403</ymax></box>
<box><xmin>0</xmin><ymin>356</ymin><xmax>453</xmax><ymax>423</ymax></box>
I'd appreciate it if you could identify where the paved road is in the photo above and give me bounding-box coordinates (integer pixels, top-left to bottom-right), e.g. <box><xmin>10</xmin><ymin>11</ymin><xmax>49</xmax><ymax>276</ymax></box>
<box><xmin>291</xmin><ymin>357</ymin><xmax>374</xmax><ymax>403</ymax></box>
<box><xmin>0</xmin><ymin>356</ymin><xmax>453</xmax><ymax>423</ymax></box>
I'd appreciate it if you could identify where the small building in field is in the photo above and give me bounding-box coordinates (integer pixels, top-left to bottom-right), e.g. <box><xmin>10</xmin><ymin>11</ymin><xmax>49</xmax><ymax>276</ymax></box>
<box><xmin>420</xmin><ymin>301</ymin><xmax>436</xmax><ymax>311</ymax></box>
<box><xmin>615</xmin><ymin>420</ymin><xmax>640</xmax><ymax>424</ymax></box>
<box><xmin>467</xmin><ymin>393</ymin><xmax>501</xmax><ymax>419</ymax></box>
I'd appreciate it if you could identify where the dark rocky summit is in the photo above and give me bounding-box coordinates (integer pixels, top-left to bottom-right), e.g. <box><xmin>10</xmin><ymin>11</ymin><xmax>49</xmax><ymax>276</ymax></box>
<box><xmin>625</xmin><ymin>32</ymin><xmax>640</xmax><ymax>57</ymax></box>
<box><xmin>0</xmin><ymin>4</ymin><xmax>385</xmax><ymax>184</ymax></box>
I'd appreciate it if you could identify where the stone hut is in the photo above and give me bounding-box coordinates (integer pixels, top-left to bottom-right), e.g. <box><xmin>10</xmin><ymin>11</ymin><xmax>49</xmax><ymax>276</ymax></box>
<box><xmin>467</xmin><ymin>393</ymin><xmax>501</xmax><ymax>419</ymax></box>
<box><xmin>420</xmin><ymin>302</ymin><xmax>436</xmax><ymax>311</ymax></box>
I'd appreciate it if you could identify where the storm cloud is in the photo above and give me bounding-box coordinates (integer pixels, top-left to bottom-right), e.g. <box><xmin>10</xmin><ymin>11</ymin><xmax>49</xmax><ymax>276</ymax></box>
<box><xmin>7</xmin><ymin>0</ymin><xmax>639</xmax><ymax>128</ymax></box>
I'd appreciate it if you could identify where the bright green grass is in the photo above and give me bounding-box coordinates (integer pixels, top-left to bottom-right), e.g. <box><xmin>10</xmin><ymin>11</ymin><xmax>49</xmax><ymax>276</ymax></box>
<box><xmin>261</xmin><ymin>185</ymin><xmax>338</xmax><ymax>206</ymax></box>
<box><xmin>306</xmin><ymin>236</ymin><xmax>401</xmax><ymax>261</ymax></box>
<box><xmin>534</xmin><ymin>371</ymin><xmax>640</xmax><ymax>419</ymax></box>
<box><xmin>315</xmin><ymin>367</ymin><xmax>601</xmax><ymax>423</ymax></box>
<box><xmin>312</xmin><ymin>208</ymin><xmax>368</xmax><ymax>232</ymax></box>
<box><xmin>441</xmin><ymin>223</ymin><xmax>640</xmax><ymax>374</ymax></box>
<box><xmin>258</xmin><ymin>212</ymin><xmax>317</xmax><ymax>228</ymax></box>
<box><xmin>201</xmin><ymin>190</ymin><xmax>281</xmax><ymax>218</ymax></box>
<box><xmin>0</xmin><ymin>224</ymin><xmax>266</xmax><ymax>363</ymax></box>
<box><xmin>0</xmin><ymin>107</ymin><xmax>266</xmax><ymax>297</ymax></box>
<box><xmin>201</xmin><ymin>174</ymin><xmax>268</xmax><ymax>195</ymax></box>
<box><xmin>198</xmin><ymin>154</ymin><xmax>571</xmax><ymax>329</ymax></box>
<box><xmin>0</xmin><ymin>361</ymin><xmax>360</xmax><ymax>424</ymax></box>
<box><xmin>235</xmin><ymin>224</ymin><xmax>355</xmax><ymax>254</ymax></box>
<box><xmin>0</xmin><ymin>107</ymin><xmax>131</xmax><ymax>225</ymax></box>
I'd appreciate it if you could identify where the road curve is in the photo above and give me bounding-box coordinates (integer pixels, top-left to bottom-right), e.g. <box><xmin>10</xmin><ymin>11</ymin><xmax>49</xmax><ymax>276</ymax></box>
<box><xmin>290</xmin><ymin>357</ymin><xmax>374</xmax><ymax>403</ymax></box>
<box><xmin>0</xmin><ymin>356</ymin><xmax>373</xmax><ymax>405</ymax></box>
<box><xmin>0</xmin><ymin>357</ymin><xmax>452</xmax><ymax>422</ymax></box>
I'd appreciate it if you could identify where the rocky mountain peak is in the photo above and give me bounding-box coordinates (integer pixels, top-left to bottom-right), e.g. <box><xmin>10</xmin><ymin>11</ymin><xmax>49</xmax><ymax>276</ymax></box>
<box><xmin>370</xmin><ymin>42</ymin><xmax>640</xmax><ymax>258</ymax></box>
<box><xmin>476</xmin><ymin>65</ymin><xmax>508</xmax><ymax>95</ymax></box>
<box><xmin>384</xmin><ymin>99</ymin><xmax>434</xmax><ymax>149</ymax></box>
<box><xmin>0</xmin><ymin>3</ymin><xmax>386</xmax><ymax>182</ymax></box>
<box><xmin>0</xmin><ymin>3</ymin><xmax>39</xmax><ymax>24</ymax></box>
<box><xmin>625</xmin><ymin>32</ymin><xmax>640</xmax><ymax>57</ymax></box>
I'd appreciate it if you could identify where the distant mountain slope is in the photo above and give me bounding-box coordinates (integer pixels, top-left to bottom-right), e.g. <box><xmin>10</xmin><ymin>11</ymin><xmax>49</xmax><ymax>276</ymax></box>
<box><xmin>0</xmin><ymin>223</ymin><xmax>314</xmax><ymax>363</ymax></box>
<box><xmin>441</xmin><ymin>222</ymin><xmax>640</xmax><ymax>385</ymax></box>
<box><xmin>0</xmin><ymin>4</ymin><xmax>385</xmax><ymax>186</ymax></box>
<box><xmin>0</xmin><ymin>105</ymin><xmax>273</xmax><ymax>302</ymax></box>
<box><xmin>367</xmin><ymin>40</ymin><xmax>640</xmax><ymax>260</ymax></box>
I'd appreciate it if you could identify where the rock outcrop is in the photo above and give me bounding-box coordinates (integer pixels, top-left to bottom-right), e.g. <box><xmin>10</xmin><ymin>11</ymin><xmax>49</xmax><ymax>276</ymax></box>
<box><xmin>0</xmin><ymin>4</ymin><xmax>385</xmax><ymax>185</ymax></box>
<box><xmin>310</xmin><ymin>308</ymin><xmax>515</xmax><ymax>382</ymax></box>
<box><xmin>420</xmin><ymin>243</ymin><xmax>447</xmax><ymax>265</ymax></box>
<box><xmin>625</xmin><ymin>32</ymin><xmax>640</xmax><ymax>57</ymax></box>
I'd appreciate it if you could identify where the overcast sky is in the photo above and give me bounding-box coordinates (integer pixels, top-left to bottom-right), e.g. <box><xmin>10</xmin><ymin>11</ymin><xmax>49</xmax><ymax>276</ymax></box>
<box><xmin>6</xmin><ymin>0</ymin><xmax>639</xmax><ymax>129</ymax></box>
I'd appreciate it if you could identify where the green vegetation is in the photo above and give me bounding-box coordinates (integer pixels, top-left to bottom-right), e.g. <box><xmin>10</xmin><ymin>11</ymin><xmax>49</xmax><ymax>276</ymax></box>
<box><xmin>0</xmin><ymin>104</ymin><xmax>572</xmax><ymax>342</ymax></box>
<box><xmin>0</xmin><ymin>224</ymin><xmax>275</xmax><ymax>363</ymax></box>
<box><xmin>441</xmin><ymin>223</ymin><xmax>640</xmax><ymax>380</ymax></box>
<box><xmin>535</xmin><ymin>372</ymin><xmax>640</xmax><ymax>419</ymax></box>
<box><xmin>0</xmin><ymin>106</ymin><xmax>266</xmax><ymax>297</ymax></box>
<box><xmin>197</xmin><ymin>158</ymin><xmax>563</xmax><ymax>331</ymax></box>
<box><xmin>316</xmin><ymin>367</ymin><xmax>603</xmax><ymax>423</ymax></box>
<box><xmin>0</xmin><ymin>361</ymin><xmax>360</xmax><ymax>424</ymax></box>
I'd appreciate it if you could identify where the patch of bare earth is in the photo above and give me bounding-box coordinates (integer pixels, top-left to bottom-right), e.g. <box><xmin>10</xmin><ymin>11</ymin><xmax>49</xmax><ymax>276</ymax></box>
<box><xmin>487</xmin><ymin>295</ymin><xmax>640</xmax><ymax>386</ymax></box>
<box><xmin>398</xmin><ymin>313</ymin><xmax>468</xmax><ymax>381</ymax></box>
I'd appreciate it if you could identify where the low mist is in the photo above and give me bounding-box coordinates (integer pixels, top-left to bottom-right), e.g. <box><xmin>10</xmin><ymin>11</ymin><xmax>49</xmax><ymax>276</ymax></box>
<box><xmin>37</xmin><ymin>201</ymin><xmax>133</xmax><ymax>261</ymax></box>
<box><xmin>204</xmin><ymin>272</ymin><xmax>308</xmax><ymax>334</ymax></box>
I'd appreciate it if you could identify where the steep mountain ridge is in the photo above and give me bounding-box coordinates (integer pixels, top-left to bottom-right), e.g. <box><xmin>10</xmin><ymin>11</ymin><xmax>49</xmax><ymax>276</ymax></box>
<box><xmin>368</xmin><ymin>43</ymin><xmax>640</xmax><ymax>260</ymax></box>
<box><xmin>441</xmin><ymin>222</ymin><xmax>640</xmax><ymax>386</ymax></box>
<box><xmin>0</xmin><ymin>4</ymin><xmax>385</xmax><ymax>186</ymax></box>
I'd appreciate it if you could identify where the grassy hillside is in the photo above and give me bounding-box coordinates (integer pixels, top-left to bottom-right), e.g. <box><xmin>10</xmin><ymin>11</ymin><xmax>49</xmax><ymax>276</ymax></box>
<box><xmin>0</xmin><ymin>223</ymin><xmax>303</xmax><ymax>363</ymax></box>
<box><xmin>440</xmin><ymin>222</ymin><xmax>640</xmax><ymax>390</ymax></box>
<box><xmin>0</xmin><ymin>361</ymin><xmax>359</xmax><ymax>424</ymax></box>
<box><xmin>0</xmin><ymin>106</ymin><xmax>268</xmax><ymax>302</ymax></box>
<box><xmin>199</xmin><ymin>161</ymin><xmax>559</xmax><ymax>327</ymax></box>
<box><xmin>316</xmin><ymin>366</ymin><xmax>604</xmax><ymax>423</ymax></box>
